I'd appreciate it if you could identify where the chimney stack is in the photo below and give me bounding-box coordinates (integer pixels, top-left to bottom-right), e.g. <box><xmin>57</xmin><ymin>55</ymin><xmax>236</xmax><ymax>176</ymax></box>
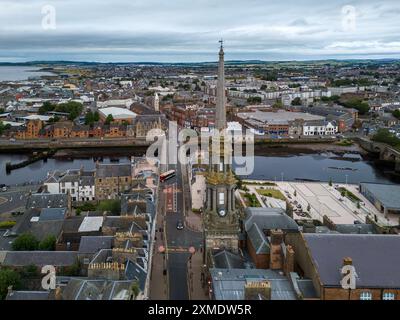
<box><xmin>343</xmin><ymin>257</ymin><xmax>353</xmax><ymax>266</ymax></box>
<box><xmin>244</xmin><ymin>281</ymin><xmax>271</xmax><ymax>300</ymax></box>
<box><xmin>270</xmin><ymin>229</ymin><xmax>284</xmax><ymax>245</ymax></box>
<box><xmin>284</xmin><ymin>245</ymin><xmax>295</xmax><ymax>276</ymax></box>
<box><xmin>269</xmin><ymin>229</ymin><xmax>284</xmax><ymax>270</ymax></box>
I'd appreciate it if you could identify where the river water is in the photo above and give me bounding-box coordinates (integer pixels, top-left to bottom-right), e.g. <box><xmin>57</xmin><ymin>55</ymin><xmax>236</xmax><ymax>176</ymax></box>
<box><xmin>0</xmin><ymin>66</ymin><xmax>54</xmax><ymax>81</ymax></box>
<box><xmin>0</xmin><ymin>151</ymin><xmax>397</xmax><ymax>186</ymax></box>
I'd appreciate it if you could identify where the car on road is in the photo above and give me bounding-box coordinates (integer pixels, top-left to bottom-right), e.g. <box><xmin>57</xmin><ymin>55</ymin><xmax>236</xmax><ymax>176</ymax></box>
<box><xmin>176</xmin><ymin>220</ymin><xmax>184</xmax><ymax>230</ymax></box>
<box><xmin>0</xmin><ymin>184</ymin><xmax>7</xmax><ymax>192</ymax></box>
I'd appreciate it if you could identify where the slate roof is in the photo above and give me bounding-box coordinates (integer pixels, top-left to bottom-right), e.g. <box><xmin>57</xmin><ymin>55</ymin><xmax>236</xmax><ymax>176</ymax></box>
<box><xmin>39</xmin><ymin>208</ymin><xmax>67</xmax><ymax>221</ymax></box>
<box><xmin>78</xmin><ymin>236</ymin><xmax>114</xmax><ymax>254</ymax></box>
<box><xmin>62</xmin><ymin>278</ymin><xmax>134</xmax><ymax>300</ymax></box>
<box><xmin>26</xmin><ymin>193</ymin><xmax>68</xmax><ymax>209</ymax></box>
<box><xmin>210</xmin><ymin>268</ymin><xmax>297</xmax><ymax>300</ymax></box>
<box><xmin>125</xmin><ymin>260</ymin><xmax>147</xmax><ymax>291</ymax></box>
<box><xmin>2</xmin><ymin>251</ymin><xmax>78</xmax><ymax>267</ymax></box>
<box><xmin>247</xmin><ymin>223</ymin><xmax>269</xmax><ymax>254</ymax></box>
<box><xmin>6</xmin><ymin>291</ymin><xmax>52</xmax><ymax>300</ymax></box>
<box><xmin>212</xmin><ymin>250</ymin><xmax>245</xmax><ymax>269</ymax></box>
<box><xmin>95</xmin><ymin>163</ymin><xmax>131</xmax><ymax>178</ymax></box>
<box><xmin>303</xmin><ymin>234</ymin><xmax>400</xmax><ymax>288</ymax></box>
<box><xmin>244</xmin><ymin>207</ymin><xmax>299</xmax><ymax>232</ymax></box>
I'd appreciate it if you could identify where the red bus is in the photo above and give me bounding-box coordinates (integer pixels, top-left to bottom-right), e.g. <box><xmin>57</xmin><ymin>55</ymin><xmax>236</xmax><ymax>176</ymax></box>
<box><xmin>160</xmin><ymin>170</ymin><xmax>176</xmax><ymax>182</ymax></box>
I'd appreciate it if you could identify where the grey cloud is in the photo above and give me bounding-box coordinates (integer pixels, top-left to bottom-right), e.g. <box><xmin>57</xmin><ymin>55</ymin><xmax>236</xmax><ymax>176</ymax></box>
<box><xmin>0</xmin><ymin>0</ymin><xmax>399</xmax><ymax>61</ymax></box>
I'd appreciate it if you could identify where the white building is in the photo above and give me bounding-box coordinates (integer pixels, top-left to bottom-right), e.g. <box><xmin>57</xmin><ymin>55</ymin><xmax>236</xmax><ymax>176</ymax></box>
<box><xmin>44</xmin><ymin>169</ymin><xmax>95</xmax><ymax>202</ymax></box>
<box><xmin>303</xmin><ymin>121</ymin><xmax>338</xmax><ymax>136</ymax></box>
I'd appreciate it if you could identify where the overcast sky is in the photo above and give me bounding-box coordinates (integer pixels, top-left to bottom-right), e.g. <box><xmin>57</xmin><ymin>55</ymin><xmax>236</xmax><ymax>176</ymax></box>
<box><xmin>0</xmin><ymin>0</ymin><xmax>400</xmax><ymax>62</ymax></box>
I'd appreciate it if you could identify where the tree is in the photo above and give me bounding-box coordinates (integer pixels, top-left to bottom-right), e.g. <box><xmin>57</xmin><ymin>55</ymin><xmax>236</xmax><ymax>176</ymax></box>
<box><xmin>38</xmin><ymin>101</ymin><xmax>55</xmax><ymax>115</ymax></box>
<box><xmin>105</xmin><ymin>114</ymin><xmax>114</xmax><ymax>125</ymax></box>
<box><xmin>85</xmin><ymin>111</ymin><xmax>95</xmax><ymax>125</ymax></box>
<box><xmin>0</xmin><ymin>268</ymin><xmax>21</xmax><ymax>300</ymax></box>
<box><xmin>272</xmin><ymin>101</ymin><xmax>283</xmax><ymax>109</ymax></box>
<box><xmin>329</xmin><ymin>178</ymin><xmax>333</xmax><ymax>187</ymax></box>
<box><xmin>372</xmin><ymin>129</ymin><xmax>400</xmax><ymax>149</ymax></box>
<box><xmin>339</xmin><ymin>98</ymin><xmax>370</xmax><ymax>115</ymax></box>
<box><xmin>294</xmin><ymin>190</ymin><xmax>297</xmax><ymax>197</ymax></box>
<box><xmin>39</xmin><ymin>235</ymin><xmax>56</xmax><ymax>251</ymax></box>
<box><xmin>247</xmin><ymin>96</ymin><xmax>262</xmax><ymax>104</ymax></box>
<box><xmin>12</xmin><ymin>233</ymin><xmax>39</xmax><ymax>251</ymax></box>
<box><xmin>291</xmin><ymin>97</ymin><xmax>302</xmax><ymax>106</ymax></box>
<box><xmin>97</xmin><ymin>200</ymin><xmax>121</xmax><ymax>215</ymax></box>
<box><xmin>393</xmin><ymin>109</ymin><xmax>400</xmax><ymax>120</ymax></box>
<box><xmin>357</xmin><ymin>202</ymin><xmax>361</xmax><ymax>209</ymax></box>
<box><xmin>130</xmin><ymin>281</ymin><xmax>141</xmax><ymax>299</ymax></box>
<box><xmin>307</xmin><ymin>203</ymin><xmax>311</xmax><ymax>212</ymax></box>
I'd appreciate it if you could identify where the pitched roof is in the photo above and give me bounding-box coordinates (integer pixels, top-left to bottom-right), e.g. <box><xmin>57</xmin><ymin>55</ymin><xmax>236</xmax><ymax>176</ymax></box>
<box><xmin>303</xmin><ymin>234</ymin><xmax>400</xmax><ymax>288</ymax></box>
<box><xmin>244</xmin><ymin>207</ymin><xmax>299</xmax><ymax>232</ymax></box>
<box><xmin>247</xmin><ymin>223</ymin><xmax>269</xmax><ymax>254</ymax></box>
<box><xmin>212</xmin><ymin>250</ymin><xmax>245</xmax><ymax>269</ymax></box>
<box><xmin>2</xmin><ymin>251</ymin><xmax>77</xmax><ymax>267</ymax></box>
<box><xmin>95</xmin><ymin>163</ymin><xmax>131</xmax><ymax>178</ymax></box>
<box><xmin>78</xmin><ymin>236</ymin><xmax>113</xmax><ymax>254</ymax></box>
<box><xmin>210</xmin><ymin>268</ymin><xmax>297</xmax><ymax>300</ymax></box>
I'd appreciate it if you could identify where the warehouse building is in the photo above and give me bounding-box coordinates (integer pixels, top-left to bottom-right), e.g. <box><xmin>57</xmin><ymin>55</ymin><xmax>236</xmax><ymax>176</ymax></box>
<box><xmin>359</xmin><ymin>183</ymin><xmax>400</xmax><ymax>216</ymax></box>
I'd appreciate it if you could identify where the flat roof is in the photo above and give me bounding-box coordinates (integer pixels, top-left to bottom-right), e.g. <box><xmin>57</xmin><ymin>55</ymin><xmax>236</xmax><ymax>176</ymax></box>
<box><xmin>99</xmin><ymin>107</ymin><xmax>137</xmax><ymax>119</ymax></box>
<box><xmin>78</xmin><ymin>216</ymin><xmax>104</xmax><ymax>232</ymax></box>
<box><xmin>360</xmin><ymin>183</ymin><xmax>400</xmax><ymax>210</ymax></box>
<box><xmin>237</xmin><ymin>110</ymin><xmax>324</xmax><ymax>124</ymax></box>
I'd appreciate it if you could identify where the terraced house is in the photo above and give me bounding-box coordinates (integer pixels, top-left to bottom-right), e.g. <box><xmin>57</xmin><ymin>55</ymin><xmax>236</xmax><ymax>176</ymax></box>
<box><xmin>95</xmin><ymin>163</ymin><xmax>132</xmax><ymax>200</ymax></box>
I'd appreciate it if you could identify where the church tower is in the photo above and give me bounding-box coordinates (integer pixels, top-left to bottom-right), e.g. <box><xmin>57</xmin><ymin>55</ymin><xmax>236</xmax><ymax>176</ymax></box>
<box><xmin>203</xmin><ymin>41</ymin><xmax>240</xmax><ymax>257</ymax></box>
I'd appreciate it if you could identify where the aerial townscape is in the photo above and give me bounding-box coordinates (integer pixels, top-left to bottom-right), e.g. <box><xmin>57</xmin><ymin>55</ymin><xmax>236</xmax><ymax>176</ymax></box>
<box><xmin>0</xmin><ymin>1</ymin><xmax>400</xmax><ymax>309</ymax></box>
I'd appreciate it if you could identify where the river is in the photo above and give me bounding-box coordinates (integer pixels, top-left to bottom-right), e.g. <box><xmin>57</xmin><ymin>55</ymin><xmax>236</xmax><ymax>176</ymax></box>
<box><xmin>0</xmin><ymin>151</ymin><xmax>397</xmax><ymax>186</ymax></box>
<box><xmin>0</xmin><ymin>66</ymin><xmax>55</xmax><ymax>81</ymax></box>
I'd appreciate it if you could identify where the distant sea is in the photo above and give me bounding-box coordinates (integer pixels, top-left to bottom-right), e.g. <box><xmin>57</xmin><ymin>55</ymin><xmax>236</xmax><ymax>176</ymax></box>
<box><xmin>0</xmin><ymin>66</ymin><xmax>54</xmax><ymax>81</ymax></box>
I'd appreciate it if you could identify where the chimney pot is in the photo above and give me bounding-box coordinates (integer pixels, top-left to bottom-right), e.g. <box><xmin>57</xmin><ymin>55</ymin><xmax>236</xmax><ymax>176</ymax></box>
<box><xmin>343</xmin><ymin>257</ymin><xmax>353</xmax><ymax>266</ymax></box>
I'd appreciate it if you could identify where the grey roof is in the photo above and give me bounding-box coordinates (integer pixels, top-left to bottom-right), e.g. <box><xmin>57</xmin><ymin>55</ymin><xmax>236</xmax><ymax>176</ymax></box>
<box><xmin>125</xmin><ymin>260</ymin><xmax>147</xmax><ymax>291</ymax></box>
<box><xmin>244</xmin><ymin>207</ymin><xmax>299</xmax><ymax>232</ymax></box>
<box><xmin>212</xmin><ymin>250</ymin><xmax>245</xmax><ymax>269</ymax></box>
<box><xmin>304</xmin><ymin>234</ymin><xmax>400</xmax><ymax>288</ymax></box>
<box><xmin>121</xmin><ymin>193</ymin><xmax>155</xmax><ymax>217</ymax></box>
<box><xmin>2</xmin><ymin>251</ymin><xmax>78</xmax><ymax>267</ymax></box>
<box><xmin>78</xmin><ymin>236</ymin><xmax>113</xmax><ymax>254</ymax></box>
<box><xmin>210</xmin><ymin>268</ymin><xmax>297</xmax><ymax>300</ymax></box>
<box><xmin>62</xmin><ymin>278</ymin><xmax>134</xmax><ymax>300</ymax></box>
<box><xmin>296</xmin><ymin>279</ymin><xmax>318</xmax><ymax>299</ymax></box>
<box><xmin>29</xmin><ymin>220</ymin><xmax>64</xmax><ymax>241</ymax></box>
<box><xmin>360</xmin><ymin>183</ymin><xmax>400</xmax><ymax>210</ymax></box>
<box><xmin>6</xmin><ymin>291</ymin><xmax>51</xmax><ymax>300</ymax></box>
<box><xmin>96</xmin><ymin>163</ymin><xmax>131</xmax><ymax>178</ymax></box>
<box><xmin>40</xmin><ymin>208</ymin><xmax>67</xmax><ymax>221</ymax></box>
<box><xmin>247</xmin><ymin>223</ymin><xmax>269</xmax><ymax>254</ymax></box>
<box><xmin>26</xmin><ymin>193</ymin><xmax>68</xmax><ymax>209</ymax></box>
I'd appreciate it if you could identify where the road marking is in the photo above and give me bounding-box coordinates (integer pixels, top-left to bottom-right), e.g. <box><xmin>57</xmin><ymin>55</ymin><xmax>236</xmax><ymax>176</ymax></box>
<box><xmin>0</xmin><ymin>197</ymin><xmax>7</xmax><ymax>205</ymax></box>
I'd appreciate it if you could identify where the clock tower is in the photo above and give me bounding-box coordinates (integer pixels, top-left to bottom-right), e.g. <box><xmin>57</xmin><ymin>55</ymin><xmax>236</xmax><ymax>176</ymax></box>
<box><xmin>203</xmin><ymin>41</ymin><xmax>240</xmax><ymax>256</ymax></box>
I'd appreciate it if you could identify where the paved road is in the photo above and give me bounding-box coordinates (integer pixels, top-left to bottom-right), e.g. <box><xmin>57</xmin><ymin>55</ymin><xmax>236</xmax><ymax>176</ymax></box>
<box><xmin>0</xmin><ymin>185</ymin><xmax>39</xmax><ymax>214</ymax></box>
<box><xmin>163</xmin><ymin>163</ymin><xmax>202</xmax><ymax>300</ymax></box>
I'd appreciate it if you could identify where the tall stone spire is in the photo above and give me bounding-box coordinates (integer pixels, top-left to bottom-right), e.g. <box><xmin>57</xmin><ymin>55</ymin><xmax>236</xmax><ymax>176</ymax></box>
<box><xmin>216</xmin><ymin>40</ymin><xmax>226</xmax><ymax>131</ymax></box>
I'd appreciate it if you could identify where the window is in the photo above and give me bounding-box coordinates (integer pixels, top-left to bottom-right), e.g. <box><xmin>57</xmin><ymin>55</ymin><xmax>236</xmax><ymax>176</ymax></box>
<box><xmin>360</xmin><ymin>292</ymin><xmax>372</xmax><ymax>300</ymax></box>
<box><xmin>218</xmin><ymin>192</ymin><xmax>225</xmax><ymax>205</ymax></box>
<box><xmin>383</xmin><ymin>292</ymin><xmax>395</xmax><ymax>300</ymax></box>
<box><xmin>219</xmin><ymin>162</ymin><xmax>224</xmax><ymax>172</ymax></box>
